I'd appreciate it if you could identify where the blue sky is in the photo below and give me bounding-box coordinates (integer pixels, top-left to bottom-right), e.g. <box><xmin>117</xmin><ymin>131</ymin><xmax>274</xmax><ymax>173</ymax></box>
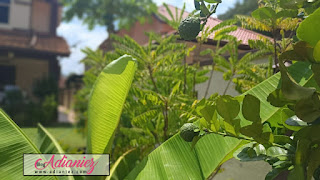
<box><xmin>57</xmin><ymin>0</ymin><xmax>238</xmax><ymax>76</ymax></box>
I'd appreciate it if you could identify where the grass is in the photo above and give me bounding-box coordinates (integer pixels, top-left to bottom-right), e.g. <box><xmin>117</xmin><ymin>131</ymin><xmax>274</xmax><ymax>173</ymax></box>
<box><xmin>22</xmin><ymin>127</ymin><xmax>86</xmax><ymax>151</ymax></box>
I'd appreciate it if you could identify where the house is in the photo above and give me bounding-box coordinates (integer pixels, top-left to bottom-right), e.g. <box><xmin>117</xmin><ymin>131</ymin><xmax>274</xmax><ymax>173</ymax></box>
<box><xmin>0</xmin><ymin>0</ymin><xmax>70</xmax><ymax>100</ymax></box>
<box><xmin>99</xmin><ymin>4</ymin><xmax>271</xmax><ymax>97</ymax></box>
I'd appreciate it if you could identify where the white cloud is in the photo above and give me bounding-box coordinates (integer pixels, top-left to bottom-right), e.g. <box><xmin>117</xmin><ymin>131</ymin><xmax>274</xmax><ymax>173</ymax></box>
<box><xmin>57</xmin><ymin>18</ymin><xmax>108</xmax><ymax>76</ymax></box>
<box><xmin>57</xmin><ymin>0</ymin><xmax>237</xmax><ymax>76</ymax></box>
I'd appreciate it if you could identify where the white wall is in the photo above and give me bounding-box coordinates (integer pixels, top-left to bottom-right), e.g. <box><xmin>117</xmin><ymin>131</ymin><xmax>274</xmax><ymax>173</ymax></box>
<box><xmin>196</xmin><ymin>55</ymin><xmax>271</xmax><ymax>99</ymax></box>
<box><xmin>0</xmin><ymin>0</ymin><xmax>32</xmax><ymax>30</ymax></box>
<box><xmin>196</xmin><ymin>70</ymin><xmax>240</xmax><ymax>99</ymax></box>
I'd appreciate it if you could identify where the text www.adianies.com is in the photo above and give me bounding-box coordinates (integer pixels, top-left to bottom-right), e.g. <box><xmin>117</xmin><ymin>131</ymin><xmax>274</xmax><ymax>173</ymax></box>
<box><xmin>34</xmin><ymin>170</ymin><xmax>87</xmax><ymax>175</ymax></box>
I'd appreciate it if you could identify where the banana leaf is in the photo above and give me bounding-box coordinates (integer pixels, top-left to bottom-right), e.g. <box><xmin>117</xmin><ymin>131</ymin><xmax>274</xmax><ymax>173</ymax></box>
<box><xmin>0</xmin><ymin>109</ymin><xmax>57</xmax><ymax>180</ymax></box>
<box><xmin>125</xmin><ymin>62</ymin><xmax>313</xmax><ymax>179</ymax></box>
<box><xmin>87</xmin><ymin>55</ymin><xmax>137</xmax><ymax>154</ymax></box>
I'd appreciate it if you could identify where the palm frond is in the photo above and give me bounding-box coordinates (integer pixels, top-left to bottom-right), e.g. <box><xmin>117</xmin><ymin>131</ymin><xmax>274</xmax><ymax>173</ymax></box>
<box><xmin>236</xmin><ymin>15</ymin><xmax>272</xmax><ymax>32</ymax></box>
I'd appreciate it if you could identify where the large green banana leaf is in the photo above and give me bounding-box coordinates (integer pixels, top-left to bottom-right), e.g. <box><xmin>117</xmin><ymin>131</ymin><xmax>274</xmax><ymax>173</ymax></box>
<box><xmin>87</xmin><ymin>55</ymin><xmax>137</xmax><ymax>154</ymax></box>
<box><xmin>125</xmin><ymin>62</ymin><xmax>312</xmax><ymax>180</ymax></box>
<box><xmin>107</xmin><ymin>148</ymin><xmax>139</xmax><ymax>180</ymax></box>
<box><xmin>36</xmin><ymin>123</ymin><xmax>75</xmax><ymax>180</ymax></box>
<box><xmin>0</xmin><ymin>109</ymin><xmax>56</xmax><ymax>180</ymax></box>
<box><xmin>36</xmin><ymin>123</ymin><xmax>65</xmax><ymax>154</ymax></box>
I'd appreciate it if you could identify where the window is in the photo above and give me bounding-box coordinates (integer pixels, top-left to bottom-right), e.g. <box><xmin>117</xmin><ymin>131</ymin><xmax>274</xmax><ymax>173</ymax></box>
<box><xmin>0</xmin><ymin>65</ymin><xmax>15</xmax><ymax>91</ymax></box>
<box><xmin>0</xmin><ymin>0</ymin><xmax>10</xmax><ymax>24</ymax></box>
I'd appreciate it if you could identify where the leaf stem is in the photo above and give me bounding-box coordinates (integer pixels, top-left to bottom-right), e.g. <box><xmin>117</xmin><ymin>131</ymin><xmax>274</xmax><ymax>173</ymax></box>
<box><xmin>206</xmin><ymin>131</ymin><xmax>290</xmax><ymax>150</ymax></box>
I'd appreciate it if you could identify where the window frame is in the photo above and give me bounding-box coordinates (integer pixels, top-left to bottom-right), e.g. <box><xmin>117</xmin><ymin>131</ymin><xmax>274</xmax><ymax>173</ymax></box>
<box><xmin>0</xmin><ymin>0</ymin><xmax>11</xmax><ymax>26</ymax></box>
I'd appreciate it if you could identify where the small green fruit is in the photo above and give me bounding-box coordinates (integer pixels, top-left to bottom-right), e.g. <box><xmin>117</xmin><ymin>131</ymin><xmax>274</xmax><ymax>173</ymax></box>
<box><xmin>178</xmin><ymin>17</ymin><xmax>201</xmax><ymax>41</ymax></box>
<box><xmin>180</xmin><ymin>123</ymin><xmax>199</xmax><ymax>142</ymax></box>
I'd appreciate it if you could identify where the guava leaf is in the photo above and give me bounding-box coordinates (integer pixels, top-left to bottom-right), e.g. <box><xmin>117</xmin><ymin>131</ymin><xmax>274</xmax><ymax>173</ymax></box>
<box><xmin>279</xmin><ymin>60</ymin><xmax>316</xmax><ymax>101</ymax></box>
<box><xmin>194</xmin><ymin>0</ymin><xmax>201</xmax><ymax>10</ymax></box>
<box><xmin>297</xmin><ymin>7</ymin><xmax>320</xmax><ymax>47</ymax></box>
<box><xmin>216</xmin><ymin>95</ymin><xmax>240</xmax><ymax>120</ymax></box>
<box><xmin>276</xmin><ymin>9</ymin><xmax>298</xmax><ymax>18</ymax></box>
<box><xmin>233</xmin><ymin>143</ymin><xmax>267</xmax><ymax>162</ymax></box>
<box><xmin>314</xmin><ymin>40</ymin><xmax>320</xmax><ymax>62</ymax></box>
<box><xmin>267</xmin><ymin>89</ymin><xmax>291</xmax><ymax>107</ymax></box>
<box><xmin>252</xmin><ymin>7</ymin><xmax>276</xmax><ymax>20</ymax></box>
<box><xmin>311</xmin><ymin>64</ymin><xmax>320</xmax><ymax>87</ymax></box>
<box><xmin>242</xmin><ymin>94</ymin><xmax>261</xmax><ymax>122</ymax></box>
<box><xmin>280</xmin><ymin>0</ymin><xmax>304</xmax><ymax>9</ymax></box>
<box><xmin>295</xmin><ymin>93</ymin><xmax>320</xmax><ymax>123</ymax></box>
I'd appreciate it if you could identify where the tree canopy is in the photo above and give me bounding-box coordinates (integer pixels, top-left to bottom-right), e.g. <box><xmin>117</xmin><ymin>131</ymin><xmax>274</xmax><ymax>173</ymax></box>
<box><xmin>218</xmin><ymin>0</ymin><xmax>258</xmax><ymax>20</ymax></box>
<box><xmin>61</xmin><ymin>0</ymin><xmax>157</xmax><ymax>33</ymax></box>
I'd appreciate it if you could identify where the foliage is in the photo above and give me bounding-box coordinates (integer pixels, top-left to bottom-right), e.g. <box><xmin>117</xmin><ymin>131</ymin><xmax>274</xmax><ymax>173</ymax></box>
<box><xmin>87</xmin><ymin>55</ymin><xmax>137</xmax><ymax>154</ymax></box>
<box><xmin>0</xmin><ymin>108</ymin><xmax>59</xmax><ymax>180</ymax></box>
<box><xmin>61</xmin><ymin>0</ymin><xmax>157</xmax><ymax>33</ymax></box>
<box><xmin>126</xmin><ymin>60</ymin><xmax>313</xmax><ymax>179</ymax></box>
<box><xmin>124</xmin><ymin>2</ymin><xmax>320</xmax><ymax>180</ymax></box>
<box><xmin>73</xmin><ymin>49</ymin><xmax>120</xmax><ymax>134</ymax></box>
<box><xmin>218</xmin><ymin>0</ymin><xmax>259</xmax><ymax>20</ymax></box>
<box><xmin>156</xmin><ymin>3</ymin><xmax>186</xmax><ymax>30</ymax></box>
<box><xmin>0</xmin><ymin>54</ymin><xmax>136</xmax><ymax>179</ymax></box>
<box><xmin>111</xmin><ymin>33</ymin><xmax>209</xmax><ymax>159</ymax></box>
<box><xmin>201</xmin><ymin>38</ymin><xmax>271</xmax><ymax>94</ymax></box>
<box><xmin>1</xmin><ymin>76</ymin><xmax>58</xmax><ymax>126</ymax></box>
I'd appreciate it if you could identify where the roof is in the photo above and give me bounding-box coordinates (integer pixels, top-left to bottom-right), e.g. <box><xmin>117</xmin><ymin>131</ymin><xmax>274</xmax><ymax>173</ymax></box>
<box><xmin>157</xmin><ymin>5</ymin><xmax>271</xmax><ymax>46</ymax></box>
<box><xmin>0</xmin><ymin>29</ymin><xmax>70</xmax><ymax>56</ymax></box>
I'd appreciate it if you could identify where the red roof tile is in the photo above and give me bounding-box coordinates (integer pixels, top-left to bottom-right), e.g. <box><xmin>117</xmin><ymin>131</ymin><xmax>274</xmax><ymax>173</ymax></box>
<box><xmin>0</xmin><ymin>29</ymin><xmax>70</xmax><ymax>56</ymax></box>
<box><xmin>157</xmin><ymin>5</ymin><xmax>271</xmax><ymax>45</ymax></box>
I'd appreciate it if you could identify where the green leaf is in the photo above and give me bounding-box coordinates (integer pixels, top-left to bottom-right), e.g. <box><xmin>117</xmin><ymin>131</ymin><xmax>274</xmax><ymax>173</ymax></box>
<box><xmin>203</xmin><ymin>0</ymin><xmax>222</xmax><ymax>3</ymax></box>
<box><xmin>282</xmin><ymin>108</ymin><xmax>308</xmax><ymax>131</ymax></box>
<box><xmin>314</xmin><ymin>40</ymin><xmax>320</xmax><ymax>62</ymax></box>
<box><xmin>279</xmin><ymin>61</ymin><xmax>316</xmax><ymax>101</ymax></box>
<box><xmin>36</xmin><ymin>123</ymin><xmax>65</xmax><ymax>154</ymax></box>
<box><xmin>194</xmin><ymin>0</ymin><xmax>201</xmax><ymax>10</ymax></box>
<box><xmin>0</xmin><ymin>109</ymin><xmax>57</xmax><ymax>180</ymax></box>
<box><xmin>87</xmin><ymin>55</ymin><xmax>137</xmax><ymax>154</ymax></box>
<box><xmin>200</xmin><ymin>105</ymin><xmax>220</xmax><ymax>132</ymax></box>
<box><xmin>266</xmin><ymin>147</ymin><xmax>288</xmax><ymax>158</ymax></box>
<box><xmin>224</xmin><ymin>118</ymin><xmax>240</xmax><ymax>136</ymax></box>
<box><xmin>274</xmin><ymin>135</ymin><xmax>294</xmax><ymax>145</ymax></box>
<box><xmin>293</xmin><ymin>41</ymin><xmax>315</xmax><ymax>63</ymax></box>
<box><xmin>267</xmin><ymin>89</ymin><xmax>291</xmax><ymax>107</ymax></box>
<box><xmin>297</xmin><ymin>7</ymin><xmax>320</xmax><ymax>47</ymax></box>
<box><xmin>288</xmin><ymin>165</ymin><xmax>305</xmax><ymax>180</ymax></box>
<box><xmin>36</xmin><ymin>124</ymin><xmax>75</xmax><ymax>180</ymax></box>
<box><xmin>245</xmin><ymin>62</ymin><xmax>312</xmax><ymax>125</ymax></box>
<box><xmin>125</xmin><ymin>134</ymin><xmax>240</xmax><ymax>179</ymax></box>
<box><xmin>240</xmin><ymin>123</ymin><xmax>274</xmax><ymax>144</ymax></box>
<box><xmin>280</xmin><ymin>0</ymin><xmax>304</xmax><ymax>9</ymax></box>
<box><xmin>200</xmin><ymin>105</ymin><xmax>215</xmax><ymax>122</ymax></box>
<box><xmin>107</xmin><ymin>148</ymin><xmax>139</xmax><ymax>180</ymax></box>
<box><xmin>216</xmin><ymin>95</ymin><xmax>240</xmax><ymax>120</ymax></box>
<box><xmin>240</xmin><ymin>123</ymin><xmax>263</xmax><ymax>138</ymax></box>
<box><xmin>265</xmin><ymin>168</ymin><xmax>288</xmax><ymax>180</ymax></box>
<box><xmin>242</xmin><ymin>94</ymin><xmax>261</xmax><ymax>122</ymax></box>
<box><xmin>233</xmin><ymin>143</ymin><xmax>267</xmax><ymax>162</ymax></box>
<box><xmin>276</xmin><ymin>9</ymin><xmax>298</xmax><ymax>18</ymax></box>
<box><xmin>251</xmin><ymin>7</ymin><xmax>276</xmax><ymax>20</ymax></box>
<box><xmin>125</xmin><ymin>62</ymin><xmax>313</xmax><ymax>179</ymax></box>
<box><xmin>307</xmin><ymin>147</ymin><xmax>320</xmax><ymax>180</ymax></box>
<box><xmin>312</xmin><ymin>64</ymin><xmax>320</xmax><ymax>87</ymax></box>
<box><xmin>295</xmin><ymin>93</ymin><xmax>320</xmax><ymax>123</ymax></box>
<box><xmin>295</xmin><ymin>125</ymin><xmax>320</xmax><ymax>142</ymax></box>
<box><xmin>200</xmin><ymin>3</ymin><xmax>210</xmax><ymax>16</ymax></box>
<box><xmin>279</xmin><ymin>50</ymin><xmax>306</xmax><ymax>62</ymax></box>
